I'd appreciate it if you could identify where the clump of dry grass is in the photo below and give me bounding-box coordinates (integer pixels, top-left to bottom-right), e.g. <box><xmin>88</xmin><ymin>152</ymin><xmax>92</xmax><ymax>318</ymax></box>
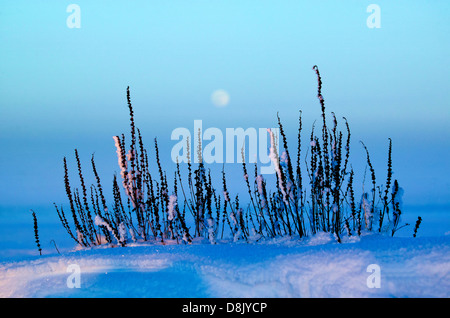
<box><xmin>52</xmin><ymin>67</ymin><xmax>419</xmax><ymax>247</ymax></box>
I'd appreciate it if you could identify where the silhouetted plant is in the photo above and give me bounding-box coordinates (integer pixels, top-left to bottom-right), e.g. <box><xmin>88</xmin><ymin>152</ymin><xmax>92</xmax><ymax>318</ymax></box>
<box><xmin>31</xmin><ymin>210</ymin><xmax>42</xmax><ymax>256</ymax></box>
<box><xmin>413</xmin><ymin>216</ymin><xmax>422</xmax><ymax>238</ymax></box>
<box><xmin>51</xmin><ymin>66</ymin><xmax>419</xmax><ymax>248</ymax></box>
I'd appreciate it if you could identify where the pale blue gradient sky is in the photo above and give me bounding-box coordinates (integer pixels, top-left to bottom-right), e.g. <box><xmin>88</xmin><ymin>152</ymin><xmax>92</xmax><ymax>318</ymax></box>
<box><xmin>0</xmin><ymin>0</ymin><xmax>449</xmax><ymax>209</ymax></box>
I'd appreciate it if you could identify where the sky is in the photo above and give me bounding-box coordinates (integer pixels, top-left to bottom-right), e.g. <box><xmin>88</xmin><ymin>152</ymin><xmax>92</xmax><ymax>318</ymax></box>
<box><xmin>0</xmin><ymin>0</ymin><xmax>449</xmax><ymax>214</ymax></box>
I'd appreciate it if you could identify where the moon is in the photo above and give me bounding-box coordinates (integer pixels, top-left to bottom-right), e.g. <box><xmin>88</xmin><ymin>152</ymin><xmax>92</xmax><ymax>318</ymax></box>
<box><xmin>211</xmin><ymin>89</ymin><xmax>230</xmax><ymax>107</ymax></box>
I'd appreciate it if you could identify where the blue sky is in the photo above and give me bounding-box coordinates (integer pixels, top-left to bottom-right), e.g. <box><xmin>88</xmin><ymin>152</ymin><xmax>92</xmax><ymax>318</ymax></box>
<box><xmin>0</xmin><ymin>0</ymin><xmax>449</xmax><ymax>210</ymax></box>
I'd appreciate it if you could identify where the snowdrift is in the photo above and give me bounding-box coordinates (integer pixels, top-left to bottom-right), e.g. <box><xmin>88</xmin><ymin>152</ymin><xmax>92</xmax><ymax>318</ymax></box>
<box><xmin>1</xmin><ymin>233</ymin><xmax>449</xmax><ymax>298</ymax></box>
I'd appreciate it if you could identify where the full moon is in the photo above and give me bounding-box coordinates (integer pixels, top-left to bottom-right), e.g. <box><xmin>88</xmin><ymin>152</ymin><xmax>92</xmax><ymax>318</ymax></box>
<box><xmin>211</xmin><ymin>89</ymin><xmax>230</xmax><ymax>107</ymax></box>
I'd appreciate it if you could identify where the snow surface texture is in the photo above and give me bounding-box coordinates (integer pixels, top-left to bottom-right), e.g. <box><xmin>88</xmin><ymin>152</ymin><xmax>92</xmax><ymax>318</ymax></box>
<box><xmin>0</xmin><ymin>233</ymin><xmax>449</xmax><ymax>298</ymax></box>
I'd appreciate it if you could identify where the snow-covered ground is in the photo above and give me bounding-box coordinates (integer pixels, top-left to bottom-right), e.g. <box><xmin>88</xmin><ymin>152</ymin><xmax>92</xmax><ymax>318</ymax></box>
<box><xmin>0</xmin><ymin>233</ymin><xmax>449</xmax><ymax>298</ymax></box>
<box><xmin>0</xmin><ymin>204</ymin><xmax>449</xmax><ymax>298</ymax></box>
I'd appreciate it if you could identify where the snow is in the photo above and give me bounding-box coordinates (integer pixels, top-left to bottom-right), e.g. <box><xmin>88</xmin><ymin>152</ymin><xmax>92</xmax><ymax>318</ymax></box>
<box><xmin>1</xmin><ymin>204</ymin><xmax>449</xmax><ymax>298</ymax></box>
<box><xmin>0</xmin><ymin>233</ymin><xmax>449</xmax><ymax>298</ymax></box>
<box><xmin>167</xmin><ymin>195</ymin><xmax>178</xmax><ymax>221</ymax></box>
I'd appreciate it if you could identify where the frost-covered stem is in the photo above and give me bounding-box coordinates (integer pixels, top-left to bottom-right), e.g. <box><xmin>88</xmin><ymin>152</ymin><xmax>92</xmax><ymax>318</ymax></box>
<box><xmin>90</xmin><ymin>185</ymin><xmax>111</xmax><ymax>244</ymax></box>
<box><xmin>167</xmin><ymin>194</ymin><xmax>178</xmax><ymax>239</ymax></box>
<box><xmin>113</xmin><ymin>135</ymin><xmax>132</xmax><ymax>198</ymax></box>
<box><xmin>95</xmin><ymin>215</ymin><xmax>125</xmax><ymax>247</ymax></box>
